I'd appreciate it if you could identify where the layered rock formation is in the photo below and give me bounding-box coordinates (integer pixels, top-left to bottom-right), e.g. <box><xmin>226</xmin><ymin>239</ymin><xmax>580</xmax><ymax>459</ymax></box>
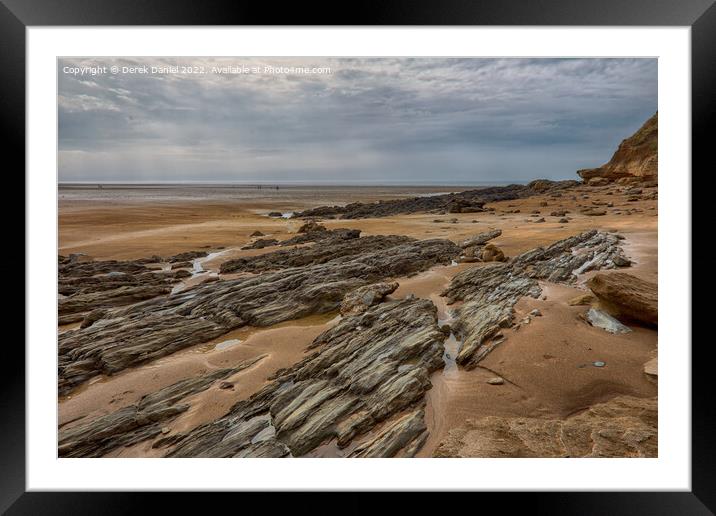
<box><xmin>165</xmin><ymin>297</ymin><xmax>446</xmax><ymax>458</ymax></box>
<box><xmin>58</xmin><ymin>255</ymin><xmax>190</xmax><ymax>325</ymax></box>
<box><xmin>442</xmin><ymin>230</ymin><xmax>630</xmax><ymax>369</ymax></box>
<box><xmin>58</xmin><ymin>355</ymin><xmax>265</xmax><ymax>458</ymax></box>
<box><xmin>295</xmin><ymin>180</ymin><xmax>579</xmax><ymax>219</ymax></box>
<box><xmin>434</xmin><ymin>395</ymin><xmax>657</xmax><ymax>457</ymax></box>
<box><xmin>58</xmin><ymin>238</ymin><xmax>461</xmax><ymax>395</ymax></box>
<box><xmin>578</xmin><ymin>113</ymin><xmax>658</xmax><ymax>184</ymax></box>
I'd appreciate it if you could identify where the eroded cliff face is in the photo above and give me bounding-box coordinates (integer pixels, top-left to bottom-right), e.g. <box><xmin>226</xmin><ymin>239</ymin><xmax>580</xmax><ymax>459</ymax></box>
<box><xmin>578</xmin><ymin>113</ymin><xmax>658</xmax><ymax>184</ymax></box>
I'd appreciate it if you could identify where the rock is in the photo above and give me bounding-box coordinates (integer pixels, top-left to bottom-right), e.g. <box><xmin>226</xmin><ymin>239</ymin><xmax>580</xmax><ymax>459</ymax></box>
<box><xmin>585</xmin><ymin>308</ymin><xmax>632</xmax><ymax>334</ymax></box>
<box><xmin>486</xmin><ymin>377</ymin><xmax>504</xmax><ymax>385</ymax></box>
<box><xmin>241</xmin><ymin>238</ymin><xmax>279</xmax><ymax>250</ymax></box>
<box><xmin>480</xmin><ymin>243</ymin><xmax>506</xmax><ymax>262</ymax></box>
<box><xmin>58</xmin><ymin>257</ymin><xmax>191</xmax><ymax>323</ymax></box>
<box><xmin>460</xmin><ymin>229</ymin><xmax>501</xmax><ymax>249</ymax></box>
<box><xmin>612</xmin><ymin>254</ymin><xmax>631</xmax><ymax>267</ymax></box>
<box><xmin>166</xmin><ymin>297</ymin><xmax>447</xmax><ymax>458</ymax></box>
<box><xmin>278</xmin><ymin>228</ymin><xmax>360</xmax><ymax>247</ymax></box>
<box><xmin>581</xmin><ymin>208</ymin><xmax>606</xmax><ymax>216</ymax></box>
<box><xmin>529</xmin><ymin>309</ymin><xmax>542</xmax><ymax>317</ymax></box>
<box><xmin>534</xmin><ymin>217</ymin><xmax>545</xmax><ymax>223</ymax></box>
<box><xmin>219</xmin><ymin>381</ymin><xmax>234</xmax><ymax>390</ymax></box>
<box><xmin>250</xmin><ymin>230</ymin><xmax>265</xmax><ymax>237</ymax></box>
<box><xmin>558</xmin><ymin>218</ymin><xmax>569</xmax><ymax>223</ymax></box>
<box><xmin>169</xmin><ymin>251</ymin><xmax>208</xmax><ymax>263</ymax></box>
<box><xmin>567</xmin><ymin>293</ymin><xmax>595</xmax><ymax>306</ymax></box>
<box><xmin>550</xmin><ymin>209</ymin><xmax>568</xmax><ymax>217</ymax></box>
<box><xmin>644</xmin><ymin>357</ymin><xmax>658</xmax><ymax>378</ymax></box>
<box><xmin>577</xmin><ymin>113</ymin><xmax>657</xmax><ymax>183</ymax></box>
<box><xmin>434</xmin><ymin>396</ymin><xmax>657</xmax><ymax>457</ymax></box>
<box><xmin>442</xmin><ymin>230</ymin><xmax>627</xmax><ymax>368</ymax></box>
<box><xmin>58</xmin><ymin>237</ymin><xmax>461</xmax><ymax>395</ymax></box>
<box><xmin>587</xmin><ymin>272</ymin><xmax>657</xmax><ymax>326</ymax></box>
<box><xmin>268</xmin><ymin>212</ymin><xmax>283</xmax><ymax>217</ymax></box>
<box><xmin>587</xmin><ymin>177</ymin><xmax>610</xmax><ymax>186</ymax></box>
<box><xmin>171</xmin><ymin>261</ymin><xmax>192</xmax><ymax>269</ymax></box>
<box><xmin>295</xmin><ymin>181</ymin><xmax>577</xmax><ymax>220</ymax></box>
<box><xmin>222</xmin><ymin>235</ymin><xmax>411</xmax><ymax>274</ymax></box>
<box><xmin>297</xmin><ymin>221</ymin><xmax>327</xmax><ymax>234</ymax></box>
<box><xmin>539</xmin><ymin>201</ymin><xmax>548</xmax><ymax>207</ymax></box>
<box><xmin>58</xmin><ymin>355</ymin><xmax>264</xmax><ymax>457</ymax></box>
<box><xmin>79</xmin><ymin>309</ymin><xmax>107</xmax><ymax>329</ymax></box>
<box><xmin>340</xmin><ymin>282</ymin><xmax>399</xmax><ymax>316</ymax></box>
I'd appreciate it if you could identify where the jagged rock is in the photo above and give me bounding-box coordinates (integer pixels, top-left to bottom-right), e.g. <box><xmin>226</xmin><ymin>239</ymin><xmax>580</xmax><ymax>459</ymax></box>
<box><xmin>58</xmin><ymin>258</ymin><xmax>191</xmax><ymax>323</ymax></box>
<box><xmin>166</xmin><ymin>297</ymin><xmax>447</xmax><ymax>458</ymax></box>
<box><xmin>241</xmin><ymin>238</ymin><xmax>279</xmax><ymax>250</ymax></box>
<box><xmin>434</xmin><ymin>395</ymin><xmax>657</xmax><ymax>457</ymax></box>
<box><xmin>587</xmin><ymin>272</ymin><xmax>657</xmax><ymax>326</ymax></box>
<box><xmin>585</xmin><ymin>308</ymin><xmax>632</xmax><ymax>334</ymax></box>
<box><xmin>480</xmin><ymin>243</ymin><xmax>506</xmax><ymax>262</ymax></box>
<box><xmin>279</xmin><ymin>228</ymin><xmax>361</xmax><ymax>247</ymax></box>
<box><xmin>250</xmin><ymin>230</ymin><xmax>265</xmax><ymax>237</ymax></box>
<box><xmin>577</xmin><ymin>113</ymin><xmax>657</xmax><ymax>183</ymax></box>
<box><xmin>58</xmin><ymin>355</ymin><xmax>264</xmax><ymax>457</ymax></box>
<box><xmin>294</xmin><ymin>181</ymin><xmax>578</xmax><ymax>220</ymax></box>
<box><xmin>58</xmin><ymin>238</ymin><xmax>461</xmax><ymax>395</ymax></box>
<box><xmin>349</xmin><ymin>409</ymin><xmax>428</xmax><ymax>458</ymax></box>
<box><xmin>297</xmin><ymin>221</ymin><xmax>327</xmax><ymax>233</ymax></box>
<box><xmin>221</xmin><ymin>235</ymin><xmax>411</xmax><ymax>274</ymax></box>
<box><xmin>442</xmin><ymin>230</ymin><xmax>628</xmax><ymax>368</ymax></box>
<box><xmin>340</xmin><ymin>282</ymin><xmax>399</xmax><ymax>316</ymax></box>
<box><xmin>168</xmin><ymin>251</ymin><xmax>207</xmax><ymax>263</ymax></box>
<box><xmin>460</xmin><ymin>229</ymin><xmax>501</xmax><ymax>249</ymax></box>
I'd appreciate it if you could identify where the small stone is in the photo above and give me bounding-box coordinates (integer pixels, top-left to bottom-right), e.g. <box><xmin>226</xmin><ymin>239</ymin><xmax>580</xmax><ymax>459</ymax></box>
<box><xmin>250</xmin><ymin>230</ymin><xmax>265</xmax><ymax>237</ymax></box>
<box><xmin>219</xmin><ymin>381</ymin><xmax>234</xmax><ymax>390</ymax></box>
<box><xmin>487</xmin><ymin>377</ymin><xmax>504</xmax><ymax>385</ymax></box>
<box><xmin>529</xmin><ymin>309</ymin><xmax>542</xmax><ymax>317</ymax></box>
<box><xmin>593</xmin><ymin>361</ymin><xmax>606</xmax><ymax>368</ymax></box>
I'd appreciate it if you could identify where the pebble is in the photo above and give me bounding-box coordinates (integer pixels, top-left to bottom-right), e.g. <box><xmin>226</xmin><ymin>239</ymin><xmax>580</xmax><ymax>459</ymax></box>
<box><xmin>487</xmin><ymin>377</ymin><xmax>504</xmax><ymax>385</ymax></box>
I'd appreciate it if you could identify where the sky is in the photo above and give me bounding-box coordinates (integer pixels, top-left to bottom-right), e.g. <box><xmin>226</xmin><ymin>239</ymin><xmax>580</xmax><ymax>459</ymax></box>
<box><xmin>58</xmin><ymin>57</ymin><xmax>657</xmax><ymax>185</ymax></box>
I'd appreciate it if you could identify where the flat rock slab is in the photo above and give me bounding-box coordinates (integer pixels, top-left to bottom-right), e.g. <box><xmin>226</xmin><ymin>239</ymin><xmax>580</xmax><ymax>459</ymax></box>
<box><xmin>586</xmin><ymin>308</ymin><xmax>632</xmax><ymax>334</ymax></box>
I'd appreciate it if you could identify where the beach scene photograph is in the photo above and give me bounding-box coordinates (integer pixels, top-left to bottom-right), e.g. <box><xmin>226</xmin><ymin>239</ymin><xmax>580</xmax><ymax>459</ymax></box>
<box><xmin>57</xmin><ymin>57</ymin><xmax>658</xmax><ymax>458</ymax></box>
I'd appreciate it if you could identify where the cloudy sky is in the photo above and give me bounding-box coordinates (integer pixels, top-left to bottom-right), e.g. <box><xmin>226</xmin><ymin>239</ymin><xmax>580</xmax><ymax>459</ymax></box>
<box><xmin>58</xmin><ymin>57</ymin><xmax>657</xmax><ymax>184</ymax></box>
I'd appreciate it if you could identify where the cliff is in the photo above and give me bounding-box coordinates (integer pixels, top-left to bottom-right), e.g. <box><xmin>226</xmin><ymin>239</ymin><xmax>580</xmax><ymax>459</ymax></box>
<box><xmin>578</xmin><ymin>112</ymin><xmax>658</xmax><ymax>184</ymax></box>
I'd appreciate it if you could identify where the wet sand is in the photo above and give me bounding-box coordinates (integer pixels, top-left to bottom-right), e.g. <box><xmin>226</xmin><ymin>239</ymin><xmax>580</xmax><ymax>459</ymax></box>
<box><xmin>58</xmin><ymin>184</ymin><xmax>657</xmax><ymax>457</ymax></box>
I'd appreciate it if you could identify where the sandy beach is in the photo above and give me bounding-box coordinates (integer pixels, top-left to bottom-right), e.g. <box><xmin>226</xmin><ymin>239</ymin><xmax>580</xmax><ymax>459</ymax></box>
<box><xmin>58</xmin><ymin>178</ymin><xmax>657</xmax><ymax>458</ymax></box>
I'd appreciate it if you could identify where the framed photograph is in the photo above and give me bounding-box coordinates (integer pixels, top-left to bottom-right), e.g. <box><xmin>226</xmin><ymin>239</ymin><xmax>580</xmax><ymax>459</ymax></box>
<box><xmin>8</xmin><ymin>0</ymin><xmax>713</xmax><ymax>511</ymax></box>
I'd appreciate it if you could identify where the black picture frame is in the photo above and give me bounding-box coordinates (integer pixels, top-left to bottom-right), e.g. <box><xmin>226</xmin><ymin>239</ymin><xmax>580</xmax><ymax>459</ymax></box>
<box><xmin>6</xmin><ymin>0</ymin><xmax>713</xmax><ymax>512</ymax></box>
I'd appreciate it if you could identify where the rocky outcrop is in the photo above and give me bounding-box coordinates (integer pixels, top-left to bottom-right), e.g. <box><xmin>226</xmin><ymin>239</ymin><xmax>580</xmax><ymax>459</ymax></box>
<box><xmin>587</xmin><ymin>272</ymin><xmax>658</xmax><ymax>326</ymax></box>
<box><xmin>294</xmin><ymin>181</ymin><xmax>579</xmax><ymax>220</ymax></box>
<box><xmin>460</xmin><ymin>229</ymin><xmax>502</xmax><ymax>248</ymax></box>
<box><xmin>165</xmin><ymin>297</ymin><xmax>446</xmax><ymax>458</ymax></box>
<box><xmin>340</xmin><ymin>282</ymin><xmax>399</xmax><ymax>316</ymax></box>
<box><xmin>58</xmin><ymin>355</ymin><xmax>265</xmax><ymax>458</ymax></box>
<box><xmin>58</xmin><ymin>257</ymin><xmax>190</xmax><ymax>324</ymax></box>
<box><xmin>443</xmin><ymin>230</ymin><xmax>629</xmax><ymax>369</ymax></box>
<box><xmin>434</xmin><ymin>395</ymin><xmax>657</xmax><ymax>457</ymax></box>
<box><xmin>578</xmin><ymin>113</ymin><xmax>658</xmax><ymax>183</ymax></box>
<box><xmin>58</xmin><ymin>238</ymin><xmax>461</xmax><ymax>395</ymax></box>
<box><xmin>278</xmin><ymin>228</ymin><xmax>361</xmax><ymax>247</ymax></box>
<box><xmin>221</xmin><ymin>235</ymin><xmax>412</xmax><ymax>274</ymax></box>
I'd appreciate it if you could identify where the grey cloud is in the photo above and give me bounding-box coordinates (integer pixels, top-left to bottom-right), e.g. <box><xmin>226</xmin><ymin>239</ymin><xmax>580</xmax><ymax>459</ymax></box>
<box><xmin>58</xmin><ymin>57</ymin><xmax>657</xmax><ymax>183</ymax></box>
